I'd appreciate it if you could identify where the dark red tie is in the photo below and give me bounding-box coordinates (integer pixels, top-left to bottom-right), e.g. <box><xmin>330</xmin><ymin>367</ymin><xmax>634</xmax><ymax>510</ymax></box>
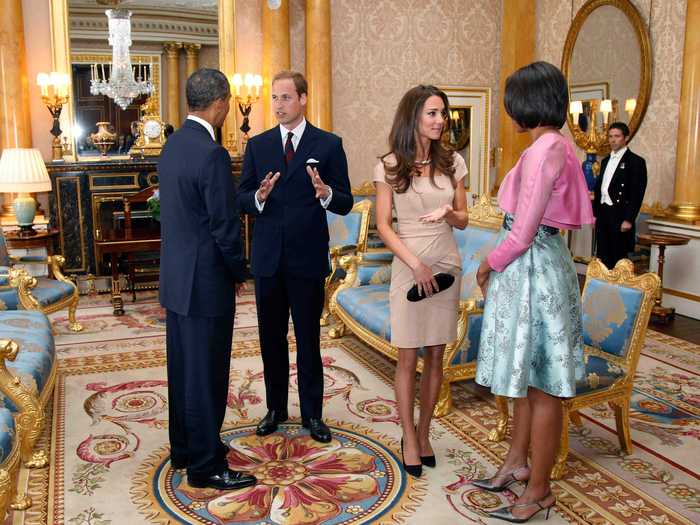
<box><xmin>284</xmin><ymin>131</ymin><xmax>295</xmax><ymax>164</ymax></box>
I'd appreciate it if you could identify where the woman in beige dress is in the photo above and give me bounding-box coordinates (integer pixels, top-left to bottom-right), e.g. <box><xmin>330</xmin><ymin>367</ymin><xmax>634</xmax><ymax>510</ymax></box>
<box><xmin>374</xmin><ymin>85</ymin><xmax>468</xmax><ymax>478</ymax></box>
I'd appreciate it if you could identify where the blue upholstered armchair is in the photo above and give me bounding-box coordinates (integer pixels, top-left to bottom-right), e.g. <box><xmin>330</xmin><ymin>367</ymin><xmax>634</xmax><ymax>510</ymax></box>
<box><xmin>0</xmin><ymin>232</ymin><xmax>82</xmax><ymax>332</ymax></box>
<box><xmin>493</xmin><ymin>258</ymin><xmax>660</xmax><ymax>479</ymax></box>
<box><xmin>321</xmin><ymin>199</ymin><xmax>372</xmax><ymax>325</ymax></box>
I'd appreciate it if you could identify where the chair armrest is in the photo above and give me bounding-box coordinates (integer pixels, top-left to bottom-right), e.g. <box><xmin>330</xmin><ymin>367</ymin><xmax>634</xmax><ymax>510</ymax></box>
<box><xmin>0</xmin><ymin>339</ymin><xmax>45</xmax><ymax>464</ymax></box>
<box><xmin>46</xmin><ymin>255</ymin><xmax>75</xmax><ymax>286</ymax></box>
<box><xmin>7</xmin><ymin>268</ymin><xmax>40</xmax><ymax>310</ymax></box>
<box><xmin>330</xmin><ymin>245</ymin><xmax>358</xmax><ymax>257</ymax></box>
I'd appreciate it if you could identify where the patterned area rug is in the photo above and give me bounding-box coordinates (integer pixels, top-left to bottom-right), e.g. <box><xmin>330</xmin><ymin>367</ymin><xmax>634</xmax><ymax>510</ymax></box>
<box><xmin>10</xmin><ymin>293</ymin><xmax>700</xmax><ymax>525</ymax></box>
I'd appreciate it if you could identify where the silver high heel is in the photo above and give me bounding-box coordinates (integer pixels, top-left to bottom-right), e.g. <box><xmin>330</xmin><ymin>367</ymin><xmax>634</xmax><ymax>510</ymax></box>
<box><xmin>471</xmin><ymin>466</ymin><xmax>529</xmax><ymax>492</ymax></box>
<box><xmin>488</xmin><ymin>493</ymin><xmax>555</xmax><ymax>523</ymax></box>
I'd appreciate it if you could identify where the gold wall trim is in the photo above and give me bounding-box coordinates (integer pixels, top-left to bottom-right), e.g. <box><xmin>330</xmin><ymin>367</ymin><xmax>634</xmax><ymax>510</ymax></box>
<box><xmin>56</xmin><ymin>176</ymin><xmax>87</xmax><ymax>273</ymax></box>
<box><xmin>663</xmin><ymin>288</ymin><xmax>700</xmax><ymax>303</ymax></box>
<box><xmin>562</xmin><ymin>0</ymin><xmax>653</xmax><ymax>149</ymax></box>
<box><xmin>88</xmin><ymin>173</ymin><xmax>140</xmax><ymax>191</ymax></box>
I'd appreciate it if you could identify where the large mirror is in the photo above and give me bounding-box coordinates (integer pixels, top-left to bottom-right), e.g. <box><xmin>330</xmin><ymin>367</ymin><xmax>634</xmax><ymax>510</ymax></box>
<box><xmin>67</xmin><ymin>0</ymin><xmax>218</xmax><ymax>159</ymax></box>
<box><xmin>50</xmin><ymin>0</ymin><xmax>237</xmax><ymax>161</ymax></box>
<box><xmin>562</xmin><ymin>0</ymin><xmax>652</xmax><ymax>155</ymax></box>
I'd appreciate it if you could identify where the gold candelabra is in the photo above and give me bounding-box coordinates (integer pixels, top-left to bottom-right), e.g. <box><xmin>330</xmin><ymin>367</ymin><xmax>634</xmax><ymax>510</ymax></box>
<box><xmin>230</xmin><ymin>73</ymin><xmax>263</xmax><ymax>151</ymax></box>
<box><xmin>37</xmin><ymin>72</ymin><xmax>70</xmax><ymax>161</ymax></box>
<box><xmin>569</xmin><ymin>98</ymin><xmax>636</xmax><ymax>155</ymax></box>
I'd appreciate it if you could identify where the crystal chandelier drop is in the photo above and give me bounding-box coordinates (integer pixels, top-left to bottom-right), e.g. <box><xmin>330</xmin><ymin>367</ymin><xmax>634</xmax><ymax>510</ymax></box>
<box><xmin>90</xmin><ymin>9</ymin><xmax>153</xmax><ymax>110</ymax></box>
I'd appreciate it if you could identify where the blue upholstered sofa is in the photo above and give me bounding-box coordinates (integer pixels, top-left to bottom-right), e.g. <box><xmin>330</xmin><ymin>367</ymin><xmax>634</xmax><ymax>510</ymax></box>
<box><xmin>0</xmin><ymin>309</ymin><xmax>56</xmax><ymax>518</ymax></box>
<box><xmin>330</xmin><ymin>194</ymin><xmax>508</xmax><ymax>417</ymax></box>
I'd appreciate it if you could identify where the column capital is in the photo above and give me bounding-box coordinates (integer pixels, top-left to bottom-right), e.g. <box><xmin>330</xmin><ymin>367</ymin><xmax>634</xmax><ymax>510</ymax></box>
<box><xmin>163</xmin><ymin>42</ymin><xmax>183</xmax><ymax>56</ymax></box>
<box><xmin>183</xmin><ymin>43</ymin><xmax>202</xmax><ymax>56</ymax></box>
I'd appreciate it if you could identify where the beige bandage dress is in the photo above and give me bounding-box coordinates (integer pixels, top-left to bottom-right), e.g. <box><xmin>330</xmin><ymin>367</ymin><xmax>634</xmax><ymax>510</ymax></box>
<box><xmin>373</xmin><ymin>153</ymin><xmax>466</xmax><ymax>348</ymax></box>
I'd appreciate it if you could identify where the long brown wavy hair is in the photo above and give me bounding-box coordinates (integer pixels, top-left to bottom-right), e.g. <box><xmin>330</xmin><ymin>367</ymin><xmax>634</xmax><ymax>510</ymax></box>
<box><xmin>381</xmin><ymin>85</ymin><xmax>455</xmax><ymax>193</ymax></box>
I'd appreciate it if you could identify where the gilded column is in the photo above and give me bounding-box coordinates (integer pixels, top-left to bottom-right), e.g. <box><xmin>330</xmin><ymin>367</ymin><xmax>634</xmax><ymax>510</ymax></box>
<box><xmin>262</xmin><ymin>0</ymin><xmax>290</xmax><ymax>129</ymax></box>
<box><xmin>305</xmin><ymin>0</ymin><xmax>332</xmax><ymax>130</ymax></box>
<box><xmin>219</xmin><ymin>0</ymin><xmax>237</xmax><ymax>153</ymax></box>
<box><xmin>669</xmin><ymin>0</ymin><xmax>700</xmax><ymax>223</ymax></box>
<box><xmin>163</xmin><ymin>42</ymin><xmax>182</xmax><ymax>128</ymax></box>
<box><xmin>494</xmin><ymin>0</ymin><xmax>535</xmax><ymax>191</ymax></box>
<box><xmin>184</xmin><ymin>43</ymin><xmax>201</xmax><ymax>80</ymax></box>
<box><xmin>0</xmin><ymin>0</ymin><xmax>32</xmax><ymax>150</ymax></box>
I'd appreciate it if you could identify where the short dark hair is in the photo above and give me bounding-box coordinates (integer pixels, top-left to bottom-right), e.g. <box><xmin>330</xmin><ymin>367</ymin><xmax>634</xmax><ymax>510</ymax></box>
<box><xmin>504</xmin><ymin>61</ymin><xmax>568</xmax><ymax>129</ymax></box>
<box><xmin>608</xmin><ymin>122</ymin><xmax>630</xmax><ymax>137</ymax></box>
<box><xmin>272</xmin><ymin>70</ymin><xmax>308</xmax><ymax>97</ymax></box>
<box><xmin>186</xmin><ymin>68</ymin><xmax>230</xmax><ymax>111</ymax></box>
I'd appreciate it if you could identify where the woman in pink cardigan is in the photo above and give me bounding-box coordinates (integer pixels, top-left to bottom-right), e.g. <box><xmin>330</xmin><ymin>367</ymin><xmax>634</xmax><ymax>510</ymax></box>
<box><xmin>472</xmin><ymin>62</ymin><xmax>594</xmax><ymax>523</ymax></box>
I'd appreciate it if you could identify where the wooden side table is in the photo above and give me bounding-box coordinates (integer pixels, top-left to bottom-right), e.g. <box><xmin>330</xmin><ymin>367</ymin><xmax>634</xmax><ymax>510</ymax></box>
<box><xmin>637</xmin><ymin>233</ymin><xmax>691</xmax><ymax>323</ymax></box>
<box><xmin>5</xmin><ymin>229</ymin><xmax>60</xmax><ymax>255</ymax></box>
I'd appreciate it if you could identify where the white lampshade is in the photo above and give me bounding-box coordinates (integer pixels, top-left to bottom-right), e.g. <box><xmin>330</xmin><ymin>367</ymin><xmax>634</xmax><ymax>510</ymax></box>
<box><xmin>0</xmin><ymin>148</ymin><xmax>52</xmax><ymax>193</ymax></box>
<box><xmin>599</xmin><ymin>99</ymin><xmax>613</xmax><ymax>114</ymax></box>
<box><xmin>569</xmin><ymin>100</ymin><xmax>583</xmax><ymax>115</ymax></box>
<box><xmin>625</xmin><ymin>98</ymin><xmax>637</xmax><ymax>113</ymax></box>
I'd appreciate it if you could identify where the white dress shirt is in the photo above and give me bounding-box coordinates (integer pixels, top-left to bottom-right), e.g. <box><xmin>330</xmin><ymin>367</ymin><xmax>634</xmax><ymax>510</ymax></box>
<box><xmin>600</xmin><ymin>146</ymin><xmax>627</xmax><ymax>206</ymax></box>
<box><xmin>255</xmin><ymin>117</ymin><xmax>333</xmax><ymax>211</ymax></box>
<box><xmin>186</xmin><ymin>115</ymin><xmax>216</xmax><ymax>141</ymax></box>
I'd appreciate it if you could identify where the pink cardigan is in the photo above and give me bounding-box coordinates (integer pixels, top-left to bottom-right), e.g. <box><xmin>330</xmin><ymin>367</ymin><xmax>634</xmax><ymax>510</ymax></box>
<box><xmin>487</xmin><ymin>132</ymin><xmax>595</xmax><ymax>272</ymax></box>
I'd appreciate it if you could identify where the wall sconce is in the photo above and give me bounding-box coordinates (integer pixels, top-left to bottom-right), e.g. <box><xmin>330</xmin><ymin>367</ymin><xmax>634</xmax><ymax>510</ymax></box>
<box><xmin>625</xmin><ymin>98</ymin><xmax>637</xmax><ymax>118</ymax></box>
<box><xmin>37</xmin><ymin>72</ymin><xmax>70</xmax><ymax>161</ymax></box>
<box><xmin>230</xmin><ymin>73</ymin><xmax>262</xmax><ymax>151</ymax></box>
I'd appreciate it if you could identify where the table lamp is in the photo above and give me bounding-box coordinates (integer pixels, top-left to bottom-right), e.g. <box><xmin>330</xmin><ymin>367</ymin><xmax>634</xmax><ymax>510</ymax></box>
<box><xmin>0</xmin><ymin>148</ymin><xmax>52</xmax><ymax>237</ymax></box>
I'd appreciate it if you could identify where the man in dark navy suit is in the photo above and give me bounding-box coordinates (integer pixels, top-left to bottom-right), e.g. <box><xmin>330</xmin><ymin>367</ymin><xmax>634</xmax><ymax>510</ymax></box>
<box><xmin>159</xmin><ymin>68</ymin><xmax>256</xmax><ymax>491</ymax></box>
<box><xmin>238</xmin><ymin>71</ymin><xmax>353</xmax><ymax>443</ymax></box>
<box><xmin>593</xmin><ymin>122</ymin><xmax>647</xmax><ymax>269</ymax></box>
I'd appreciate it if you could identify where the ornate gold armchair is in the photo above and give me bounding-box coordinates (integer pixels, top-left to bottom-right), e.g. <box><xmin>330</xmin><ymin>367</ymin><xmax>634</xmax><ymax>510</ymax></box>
<box><xmin>492</xmin><ymin>259</ymin><xmax>660</xmax><ymax>479</ymax></box>
<box><xmin>0</xmin><ymin>232</ymin><xmax>82</xmax><ymax>331</ymax></box>
<box><xmin>321</xmin><ymin>199</ymin><xmax>372</xmax><ymax>326</ymax></box>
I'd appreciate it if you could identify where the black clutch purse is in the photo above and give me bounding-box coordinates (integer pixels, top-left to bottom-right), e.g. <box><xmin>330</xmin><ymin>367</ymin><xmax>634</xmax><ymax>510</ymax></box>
<box><xmin>406</xmin><ymin>273</ymin><xmax>455</xmax><ymax>302</ymax></box>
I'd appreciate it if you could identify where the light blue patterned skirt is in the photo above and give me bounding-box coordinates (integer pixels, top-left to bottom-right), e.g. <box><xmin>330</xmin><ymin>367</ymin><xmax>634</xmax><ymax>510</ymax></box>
<box><xmin>475</xmin><ymin>214</ymin><xmax>585</xmax><ymax>398</ymax></box>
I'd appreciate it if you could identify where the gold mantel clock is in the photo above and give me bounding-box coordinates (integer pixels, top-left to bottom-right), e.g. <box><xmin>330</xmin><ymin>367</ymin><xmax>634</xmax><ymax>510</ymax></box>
<box><xmin>129</xmin><ymin>98</ymin><xmax>166</xmax><ymax>157</ymax></box>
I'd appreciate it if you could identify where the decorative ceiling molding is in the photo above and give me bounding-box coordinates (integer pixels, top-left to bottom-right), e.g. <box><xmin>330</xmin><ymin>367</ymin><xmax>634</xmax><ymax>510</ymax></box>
<box><xmin>69</xmin><ymin>5</ymin><xmax>218</xmax><ymax>45</ymax></box>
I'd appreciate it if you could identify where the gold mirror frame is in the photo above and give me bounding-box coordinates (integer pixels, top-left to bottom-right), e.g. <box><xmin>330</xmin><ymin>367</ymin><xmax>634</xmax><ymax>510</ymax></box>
<box><xmin>561</xmin><ymin>0</ymin><xmax>652</xmax><ymax>149</ymax></box>
<box><xmin>49</xmin><ymin>0</ymin><xmax>237</xmax><ymax>161</ymax></box>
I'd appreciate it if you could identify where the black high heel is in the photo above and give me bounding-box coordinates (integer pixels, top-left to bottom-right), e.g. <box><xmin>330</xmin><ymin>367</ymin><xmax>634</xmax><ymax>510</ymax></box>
<box><xmin>416</xmin><ymin>425</ymin><xmax>436</xmax><ymax>468</ymax></box>
<box><xmin>400</xmin><ymin>438</ymin><xmax>422</xmax><ymax>478</ymax></box>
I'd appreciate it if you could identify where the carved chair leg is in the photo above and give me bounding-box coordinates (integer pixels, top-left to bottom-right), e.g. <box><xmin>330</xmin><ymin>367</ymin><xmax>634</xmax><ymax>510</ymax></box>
<box><xmin>551</xmin><ymin>407</ymin><xmax>569</xmax><ymax>480</ymax></box>
<box><xmin>328</xmin><ymin>321</ymin><xmax>346</xmax><ymax>339</ymax></box>
<box><xmin>610</xmin><ymin>398</ymin><xmax>633</xmax><ymax>454</ymax></box>
<box><xmin>68</xmin><ymin>295</ymin><xmax>84</xmax><ymax>332</ymax></box>
<box><xmin>433</xmin><ymin>379</ymin><xmax>452</xmax><ymax>418</ymax></box>
<box><xmin>489</xmin><ymin>395</ymin><xmax>509</xmax><ymax>442</ymax></box>
<box><xmin>570</xmin><ymin>410</ymin><xmax>583</xmax><ymax>427</ymax></box>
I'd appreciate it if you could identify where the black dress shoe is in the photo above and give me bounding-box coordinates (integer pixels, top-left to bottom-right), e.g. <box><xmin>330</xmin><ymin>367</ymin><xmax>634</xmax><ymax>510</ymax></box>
<box><xmin>188</xmin><ymin>468</ymin><xmax>257</xmax><ymax>490</ymax></box>
<box><xmin>302</xmin><ymin>418</ymin><xmax>332</xmax><ymax>443</ymax></box>
<box><xmin>256</xmin><ymin>410</ymin><xmax>288</xmax><ymax>436</ymax></box>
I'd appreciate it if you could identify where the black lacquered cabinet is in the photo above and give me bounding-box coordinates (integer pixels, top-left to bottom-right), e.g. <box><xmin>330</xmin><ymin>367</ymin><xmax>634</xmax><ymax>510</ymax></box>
<box><xmin>47</xmin><ymin>157</ymin><xmax>243</xmax><ymax>275</ymax></box>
